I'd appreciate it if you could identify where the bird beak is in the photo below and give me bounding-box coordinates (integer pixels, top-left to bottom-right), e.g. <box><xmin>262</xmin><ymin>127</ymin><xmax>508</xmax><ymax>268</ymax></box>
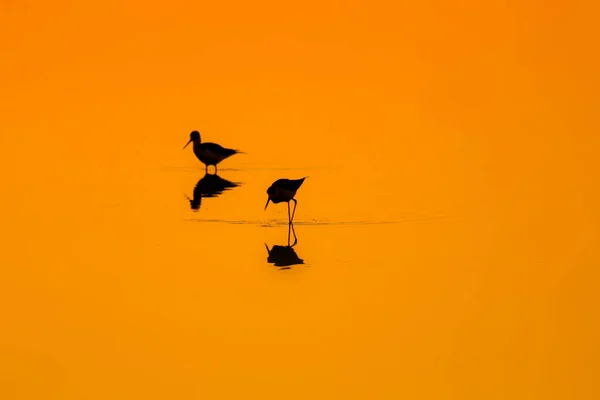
<box><xmin>264</xmin><ymin>198</ymin><xmax>271</xmax><ymax>210</ymax></box>
<box><xmin>264</xmin><ymin>243</ymin><xmax>271</xmax><ymax>255</ymax></box>
<box><xmin>183</xmin><ymin>139</ymin><xmax>192</xmax><ymax>150</ymax></box>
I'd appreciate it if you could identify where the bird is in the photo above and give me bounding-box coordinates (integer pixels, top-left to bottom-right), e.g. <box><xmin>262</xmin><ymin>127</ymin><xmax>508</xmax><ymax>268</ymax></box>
<box><xmin>183</xmin><ymin>130</ymin><xmax>241</xmax><ymax>173</ymax></box>
<box><xmin>264</xmin><ymin>177</ymin><xmax>306</xmax><ymax>224</ymax></box>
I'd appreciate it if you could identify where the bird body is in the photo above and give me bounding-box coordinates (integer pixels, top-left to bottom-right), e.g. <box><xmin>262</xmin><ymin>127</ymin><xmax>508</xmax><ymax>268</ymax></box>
<box><xmin>193</xmin><ymin>142</ymin><xmax>238</xmax><ymax>166</ymax></box>
<box><xmin>264</xmin><ymin>177</ymin><xmax>306</xmax><ymax>223</ymax></box>
<box><xmin>266</xmin><ymin>178</ymin><xmax>305</xmax><ymax>204</ymax></box>
<box><xmin>184</xmin><ymin>131</ymin><xmax>240</xmax><ymax>172</ymax></box>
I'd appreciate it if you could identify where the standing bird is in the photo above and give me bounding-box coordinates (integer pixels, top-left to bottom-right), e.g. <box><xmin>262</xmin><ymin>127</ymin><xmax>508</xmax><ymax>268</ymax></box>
<box><xmin>264</xmin><ymin>177</ymin><xmax>306</xmax><ymax>224</ymax></box>
<box><xmin>183</xmin><ymin>130</ymin><xmax>241</xmax><ymax>173</ymax></box>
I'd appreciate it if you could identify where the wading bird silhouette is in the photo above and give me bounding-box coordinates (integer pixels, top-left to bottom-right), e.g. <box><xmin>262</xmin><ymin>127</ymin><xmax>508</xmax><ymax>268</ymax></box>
<box><xmin>264</xmin><ymin>177</ymin><xmax>306</xmax><ymax>224</ymax></box>
<box><xmin>183</xmin><ymin>130</ymin><xmax>241</xmax><ymax>173</ymax></box>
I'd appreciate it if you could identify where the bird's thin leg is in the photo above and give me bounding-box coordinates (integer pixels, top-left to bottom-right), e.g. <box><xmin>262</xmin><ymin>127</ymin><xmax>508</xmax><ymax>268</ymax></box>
<box><xmin>290</xmin><ymin>199</ymin><xmax>298</xmax><ymax>224</ymax></box>
<box><xmin>287</xmin><ymin>223</ymin><xmax>291</xmax><ymax>246</ymax></box>
<box><xmin>290</xmin><ymin>222</ymin><xmax>297</xmax><ymax>247</ymax></box>
<box><xmin>287</xmin><ymin>201</ymin><xmax>292</xmax><ymax>225</ymax></box>
<box><xmin>214</xmin><ymin>164</ymin><xmax>218</xmax><ymax>174</ymax></box>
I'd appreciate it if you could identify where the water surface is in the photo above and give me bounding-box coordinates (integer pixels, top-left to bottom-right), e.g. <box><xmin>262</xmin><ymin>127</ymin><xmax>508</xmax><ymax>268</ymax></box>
<box><xmin>1</xmin><ymin>2</ymin><xmax>598</xmax><ymax>399</ymax></box>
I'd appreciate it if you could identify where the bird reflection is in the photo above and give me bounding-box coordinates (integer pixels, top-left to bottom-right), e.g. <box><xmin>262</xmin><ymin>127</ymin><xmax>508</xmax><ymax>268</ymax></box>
<box><xmin>186</xmin><ymin>173</ymin><xmax>240</xmax><ymax>211</ymax></box>
<box><xmin>265</xmin><ymin>223</ymin><xmax>304</xmax><ymax>270</ymax></box>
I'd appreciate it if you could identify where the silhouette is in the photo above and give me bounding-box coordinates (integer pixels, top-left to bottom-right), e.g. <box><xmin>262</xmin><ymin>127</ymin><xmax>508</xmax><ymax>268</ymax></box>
<box><xmin>264</xmin><ymin>177</ymin><xmax>306</xmax><ymax>224</ymax></box>
<box><xmin>186</xmin><ymin>173</ymin><xmax>240</xmax><ymax>211</ymax></box>
<box><xmin>265</xmin><ymin>224</ymin><xmax>304</xmax><ymax>269</ymax></box>
<box><xmin>183</xmin><ymin>130</ymin><xmax>242</xmax><ymax>173</ymax></box>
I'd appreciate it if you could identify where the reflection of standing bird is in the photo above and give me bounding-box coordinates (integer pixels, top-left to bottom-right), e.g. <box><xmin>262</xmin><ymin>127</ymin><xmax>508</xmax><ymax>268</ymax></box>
<box><xmin>187</xmin><ymin>173</ymin><xmax>240</xmax><ymax>211</ymax></box>
<box><xmin>183</xmin><ymin>131</ymin><xmax>241</xmax><ymax>173</ymax></box>
<box><xmin>264</xmin><ymin>177</ymin><xmax>306</xmax><ymax>224</ymax></box>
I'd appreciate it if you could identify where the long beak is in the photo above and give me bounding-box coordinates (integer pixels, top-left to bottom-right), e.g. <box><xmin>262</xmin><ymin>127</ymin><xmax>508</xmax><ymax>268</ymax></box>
<box><xmin>264</xmin><ymin>197</ymin><xmax>271</xmax><ymax>210</ymax></box>
<box><xmin>183</xmin><ymin>139</ymin><xmax>192</xmax><ymax>150</ymax></box>
<box><xmin>264</xmin><ymin>243</ymin><xmax>271</xmax><ymax>255</ymax></box>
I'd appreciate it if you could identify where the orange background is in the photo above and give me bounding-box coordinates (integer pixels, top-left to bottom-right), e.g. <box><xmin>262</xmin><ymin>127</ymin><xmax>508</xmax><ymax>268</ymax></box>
<box><xmin>1</xmin><ymin>1</ymin><xmax>599</xmax><ymax>399</ymax></box>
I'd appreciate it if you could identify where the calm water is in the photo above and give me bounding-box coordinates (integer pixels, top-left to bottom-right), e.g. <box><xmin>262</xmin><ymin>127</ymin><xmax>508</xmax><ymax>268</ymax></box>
<box><xmin>1</xmin><ymin>2</ymin><xmax>598</xmax><ymax>398</ymax></box>
<box><xmin>2</xmin><ymin>135</ymin><xmax>597</xmax><ymax>399</ymax></box>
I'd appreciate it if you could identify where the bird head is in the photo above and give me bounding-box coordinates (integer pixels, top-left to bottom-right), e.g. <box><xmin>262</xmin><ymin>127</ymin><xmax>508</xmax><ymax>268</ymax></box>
<box><xmin>183</xmin><ymin>131</ymin><xmax>201</xmax><ymax>149</ymax></box>
<box><xmin>264</xmin><ymin>185</ymin><xmax>277</xmax><ymax>210</ymax></box>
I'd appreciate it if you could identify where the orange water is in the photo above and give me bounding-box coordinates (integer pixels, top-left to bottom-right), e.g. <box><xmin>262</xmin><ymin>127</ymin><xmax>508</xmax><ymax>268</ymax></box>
<box><xmin>1</xmin><ymin>1</ymin><xmax>599</xmax><ymax>399</ymax></box>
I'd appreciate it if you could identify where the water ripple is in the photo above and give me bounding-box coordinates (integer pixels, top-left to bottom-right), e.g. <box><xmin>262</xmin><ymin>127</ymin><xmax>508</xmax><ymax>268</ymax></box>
<box><xmin>183</xmin><ymin>215</ymin><xmax>448</xmax><ymax>226</ymax></box>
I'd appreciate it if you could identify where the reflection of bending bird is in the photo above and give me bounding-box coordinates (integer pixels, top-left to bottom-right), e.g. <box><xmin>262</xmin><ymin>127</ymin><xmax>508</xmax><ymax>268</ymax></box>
<box><xmin>264</xmin><ymin>243</ymin><xmax>304</xmax><ymax>269</ymax></box>
<box><xmin>265</xmin><ymin>222</ymin><xmax>303</xmax><ymax>269</ymax></box>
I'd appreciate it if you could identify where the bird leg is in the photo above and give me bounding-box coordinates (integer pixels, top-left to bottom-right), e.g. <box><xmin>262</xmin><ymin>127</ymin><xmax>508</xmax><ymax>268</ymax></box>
<box><xmin>290</xmin><ymin>199</ymin><xmax>298</xmax><ymax>224</ymax></box>
<box><xmin>286</xmin><ymin>222</ymin><xmax>297</xmax><ymax>247</ymax></box>
<box><xmin>287</xmin><ymin>201</ymin><xmax>292</xmax><ymax>225</ymax></box>
<box><xmin>290</xmin><ymin>222</ymin><xmax>297</xmax><ymax>247</ymax></box>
